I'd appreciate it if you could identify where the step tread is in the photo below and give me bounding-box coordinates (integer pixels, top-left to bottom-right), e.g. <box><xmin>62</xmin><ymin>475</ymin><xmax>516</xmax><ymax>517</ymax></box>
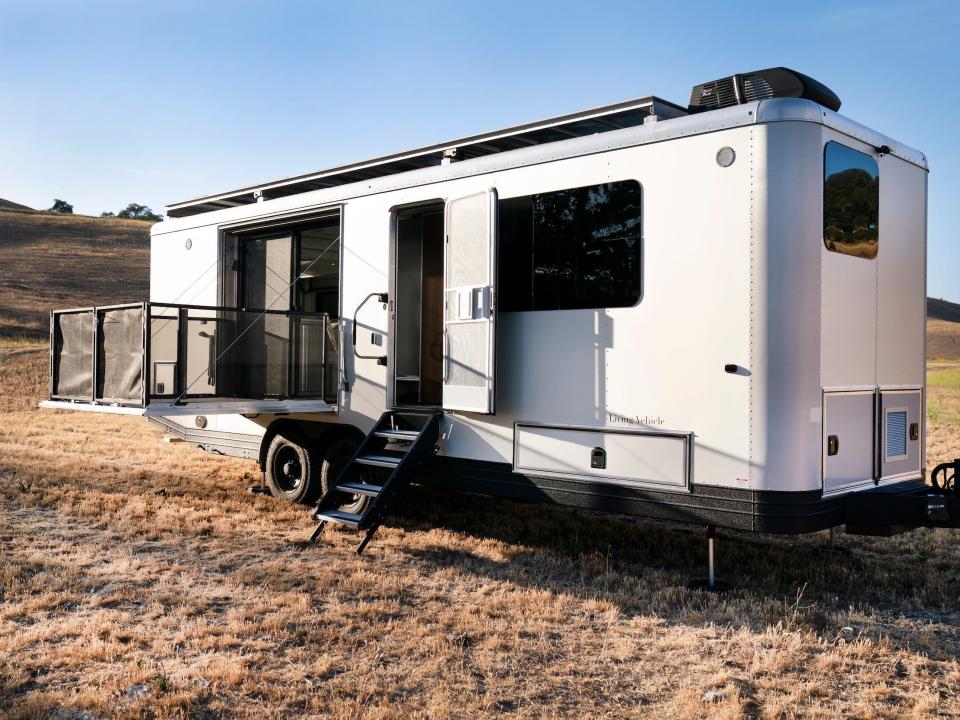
<box><xmin>356</xmin><ymin>454</ymin><xmax>403</xmax><ymax>467</ymax></box>
<box><xmin>336</xmin><ymin>481</ymin><xmax>383</xmax><ymax>497</ymax></box>
<box><xmin>375</xmin><ymin>429</ymin><xmax>419</xmax><ymax>440</ymax></box>
<box><xmin>314</xmin><ymin>508</ymin><xmax>362</xmax><ymax>527</ymax></box>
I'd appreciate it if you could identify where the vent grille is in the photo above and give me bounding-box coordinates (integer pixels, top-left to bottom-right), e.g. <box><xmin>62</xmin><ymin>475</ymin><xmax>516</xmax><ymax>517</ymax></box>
<box><xmin>886</xmin><ymin>410</ymin><xmax>908</xmax><ymax>459</ymax></box>
<box><xmin>740</xmin><ymin>73</ymin><xmax>775</xmax><ymax>102</ymax></box>
<box><xmin>688</xmin><ymin>77</ymin><xmax>738</xmax><ymax>110</ymax></box>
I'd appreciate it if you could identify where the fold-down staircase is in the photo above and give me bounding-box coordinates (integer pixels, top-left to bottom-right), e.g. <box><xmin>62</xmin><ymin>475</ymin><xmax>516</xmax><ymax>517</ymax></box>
<box><xmin>310</xmin><ymin>410</ymin><xmax>442</xmax><ymax>554</ymax></box>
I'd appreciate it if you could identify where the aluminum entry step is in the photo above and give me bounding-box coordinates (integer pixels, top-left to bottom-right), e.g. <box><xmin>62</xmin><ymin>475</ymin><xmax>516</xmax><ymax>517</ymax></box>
<box><xmin>308</xmin><ymin>409</ymin><xmax>443</xmax><ymax>553</ymax></box>
<box><xmin>313</xmin><ymin>509</ymin><xmax>362</xmax><ymax>528</ymax></box>
<box><xmin>336</xmin><ymin>481</ymin><xmax>382</xmax><ymax>497</ymax></box>
<box><xmin>355</xmin><ymin>454</ymin><xmax>402</xmax><ymax>468</ymax></box>
<box><xmin>375</xmin><ymin>429</ymin><xmax>419</xmax><ymax>441</ymax></box>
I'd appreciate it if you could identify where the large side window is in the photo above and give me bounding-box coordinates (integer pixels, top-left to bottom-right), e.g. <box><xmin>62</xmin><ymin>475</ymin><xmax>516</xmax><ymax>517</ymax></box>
<box><xmin>498</xmin><ymin>180</ymin><xmax>642</xmax><ymax>312</ymax></box>
<box><xmin>823</xmin><ymin>141</ymin><xmax>879</xmax><ymax>259</ymax></box>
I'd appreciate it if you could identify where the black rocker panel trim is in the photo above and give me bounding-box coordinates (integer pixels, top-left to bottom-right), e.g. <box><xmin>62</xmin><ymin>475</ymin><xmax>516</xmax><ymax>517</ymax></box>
<box><xmin>418</xmin><ymin>457</ymin><xmax>849</xmax><ymax>534</ymax></box>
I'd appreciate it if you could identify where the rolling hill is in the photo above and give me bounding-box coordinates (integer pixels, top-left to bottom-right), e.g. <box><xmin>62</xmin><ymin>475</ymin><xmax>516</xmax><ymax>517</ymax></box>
<box><xmin>0</xmin><ymin>206</ymin><xmax>150</xmax><ymax>339</ymax></box>
<box><xmin>0</xmin><ymin>197</ymin><xmax>34</xmax><ymax>212</ymax></box>
<box><xmin>928</xmin><ymin>298</ymin><xmax>960</xmax><ymax>360</ymax></box>
<box><xmin>928</xmin><ymin>297</ymin><xmax>960</xmax><ymax>323</ymax></box>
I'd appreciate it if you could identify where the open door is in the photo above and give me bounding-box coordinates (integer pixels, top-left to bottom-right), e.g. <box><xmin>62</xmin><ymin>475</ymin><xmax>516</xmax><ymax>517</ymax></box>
<box><xmin>236</xmin><ymin>232</ymin><xmax>294</xmax><ymax>397</ymax></box>
<box><xmin>443</xmin><ymin>190</ymin><xmax>497</xmax><ymax>413</ymax></box>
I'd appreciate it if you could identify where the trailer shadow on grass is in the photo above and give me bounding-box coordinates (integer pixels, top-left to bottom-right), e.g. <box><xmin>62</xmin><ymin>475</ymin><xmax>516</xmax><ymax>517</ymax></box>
<box><xmin>386</xmin><ymin>487</ymin><xmax>960</xmax><ymax>659</ymax></box>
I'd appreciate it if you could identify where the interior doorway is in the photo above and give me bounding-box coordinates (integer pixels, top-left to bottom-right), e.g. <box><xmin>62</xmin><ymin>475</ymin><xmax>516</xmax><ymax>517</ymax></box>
<box><xmin>220</xmin><ymin>212</ymin><xmax>341</xmax><ymax>400</ymax></box>
<box><xmin>393</xmin><ymin>203</ymin><xmax>444</xmax><ymax>406</ymax></box>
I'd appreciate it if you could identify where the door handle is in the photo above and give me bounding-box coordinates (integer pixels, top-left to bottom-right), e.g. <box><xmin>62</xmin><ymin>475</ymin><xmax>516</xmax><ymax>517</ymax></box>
<box><xmin>827</xmin><ymin>435</ymin><xmax>840</xmax><ymax>456</ymax></box>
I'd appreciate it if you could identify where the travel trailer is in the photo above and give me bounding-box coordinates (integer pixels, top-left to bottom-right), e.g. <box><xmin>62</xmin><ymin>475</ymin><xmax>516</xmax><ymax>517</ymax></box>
<box><xmin>41</xmin><ymin>67</ymin><xmax>959</xmax><ymax>566</ymax></box>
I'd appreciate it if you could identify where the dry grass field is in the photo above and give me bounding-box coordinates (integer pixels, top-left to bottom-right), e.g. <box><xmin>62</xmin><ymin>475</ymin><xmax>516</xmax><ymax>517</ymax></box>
<box><xmin>0</xmin><ymin>349</ymin><xmax>958</xmax><ymax>718</ymax></box>
<box><xmin>1</xmin><ymin>208</ymin><xmax>960</xmax><ymax>718</ymax></box>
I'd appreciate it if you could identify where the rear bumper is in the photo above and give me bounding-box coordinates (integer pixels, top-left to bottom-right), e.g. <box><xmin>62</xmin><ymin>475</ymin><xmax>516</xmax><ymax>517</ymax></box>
<box><xmin>846</xmin><ymin>481</ymin><xmax>960</xmax><ymax>535</ymax></box>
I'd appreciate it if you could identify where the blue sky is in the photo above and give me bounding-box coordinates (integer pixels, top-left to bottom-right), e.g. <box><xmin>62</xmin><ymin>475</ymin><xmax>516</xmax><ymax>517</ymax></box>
<box><xmin>1</xmin><ymin>0</ymin><xmax>957</xmax><ymax>300</ymax></box>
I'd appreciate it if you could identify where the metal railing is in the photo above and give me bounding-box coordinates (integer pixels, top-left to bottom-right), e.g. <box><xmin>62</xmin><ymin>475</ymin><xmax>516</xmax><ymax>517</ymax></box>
<box><xmin>50</xmin><ymin>302</ymin><xmax>339</xmax><ymax>408</ymax></box>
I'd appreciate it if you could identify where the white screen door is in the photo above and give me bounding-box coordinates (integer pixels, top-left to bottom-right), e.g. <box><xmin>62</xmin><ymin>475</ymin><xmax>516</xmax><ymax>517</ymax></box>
<box><xmin>443</xmin><ymin>190</ymin><xmax>497</xmax><ymax>413</ymax></box>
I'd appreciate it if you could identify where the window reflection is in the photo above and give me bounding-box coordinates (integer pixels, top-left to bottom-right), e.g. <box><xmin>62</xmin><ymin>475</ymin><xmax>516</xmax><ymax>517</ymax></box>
<box><xmin>499</xmin><ymin>181</ymin><xmax>642</xmax><ymax>311</ymax></box>
<box><xmin>823</xmin><ymin>141</ymin><xmax>879</xmax><ymax>259</ymax></box>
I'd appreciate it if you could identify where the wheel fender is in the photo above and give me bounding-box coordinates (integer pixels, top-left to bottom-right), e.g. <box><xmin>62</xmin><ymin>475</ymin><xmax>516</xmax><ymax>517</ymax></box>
<box><xmin>258</xmin><ymin>420</ymin><xmax>363</xmax><ymax>470</ymax></box>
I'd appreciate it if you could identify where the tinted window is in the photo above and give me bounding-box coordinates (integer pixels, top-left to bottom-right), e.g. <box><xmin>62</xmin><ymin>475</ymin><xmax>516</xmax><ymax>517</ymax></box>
<box><xmin>824</xmin><ymin>141</ymin><xmax>879</xmax><ymax>259</ymax></box>
<box><xmin>498</xmin><ymin>181</ymin><xmax>642</xmax><ymax>311</ymax></box>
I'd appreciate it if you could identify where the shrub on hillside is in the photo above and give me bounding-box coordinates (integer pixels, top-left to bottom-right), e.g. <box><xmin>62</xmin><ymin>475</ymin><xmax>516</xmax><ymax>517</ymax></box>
<box><xmin>48</xmin><ymin>199</ymin><xmax>73</xmax><ymax>214</ymax></box>
<box><xmin>116</xmin><ymin>203</ymin><xmax>162</xmax><ymax>222</ymax></box>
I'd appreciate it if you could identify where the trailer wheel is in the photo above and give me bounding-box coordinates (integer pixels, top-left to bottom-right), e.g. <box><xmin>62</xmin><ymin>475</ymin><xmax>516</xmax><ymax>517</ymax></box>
<box><xmin>265</xmin><ymin>433</ymin><xmax>321</xmax><ymax>505</ymax></box>
<box><xmin>320</xmin><ymin>436</ymin><xmax>371</xmax><ymax>516</ymax></box>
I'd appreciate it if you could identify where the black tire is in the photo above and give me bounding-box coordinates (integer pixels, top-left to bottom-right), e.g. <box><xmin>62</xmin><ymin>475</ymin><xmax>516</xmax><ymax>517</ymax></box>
<box><xmin>320</xmin><ymin>435</ymin><xmax>370</xmax><ymax>516</ymax></box>
<box><xmin>264</xmin><ymin>432</ymin><xmax>322</xmax><ymax>505</ymax></box>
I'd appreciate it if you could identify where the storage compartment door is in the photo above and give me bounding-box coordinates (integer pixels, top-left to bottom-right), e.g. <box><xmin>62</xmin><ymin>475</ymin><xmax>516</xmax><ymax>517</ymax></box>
<box><xmin>823</xmin><ymin>390</ymin><xmax>875</xmax><ymax>494</ymax></box>
<box><xmin>879</xmin><ymin>389</ymin><xmax>922</xmax><ymax>481</ymax></box>
<box><xmin>443</xmin><ymin>190</ymin><xmax>497</xmax><ymax>414</ymax></box>
<box><xmin>514</xmin><ymin>424</ymin><xmax>690</xmax><ymax>489</ymax></box>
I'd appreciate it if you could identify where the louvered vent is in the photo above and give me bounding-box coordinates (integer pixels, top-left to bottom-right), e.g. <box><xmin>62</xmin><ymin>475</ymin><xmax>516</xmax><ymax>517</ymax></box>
<box><xmin>886</xmin><ymin>410</ymin><xmax>908</xmax><ymax>459</ymax></box>
<box><xmin>688</xmin><ymin>77</ymin><xmax>738</xmax><ymax>111</ymax></box>
<box><xmin>740</xmin><ymin>73</ymin><xmax>775</xmax><ymax>102</ymax></box>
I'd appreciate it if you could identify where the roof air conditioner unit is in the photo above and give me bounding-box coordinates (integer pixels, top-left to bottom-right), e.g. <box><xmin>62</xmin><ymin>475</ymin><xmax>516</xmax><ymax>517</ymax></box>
<box><xmin>688</xmin><ymin>67</ymin><xmax>841</xmax><ymax>113</ymax></box>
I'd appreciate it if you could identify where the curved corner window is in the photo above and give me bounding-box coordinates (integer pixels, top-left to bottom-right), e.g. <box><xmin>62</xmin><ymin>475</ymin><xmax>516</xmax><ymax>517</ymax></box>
<box><xmin>823</xmin><ymin>141</ymin><xmax>879</xmax><ymax>259</ymax></box>
<box><xmin>498</xmin><ymin>180</ymin><xmax>642</xmax><ymax>311</ymax></box>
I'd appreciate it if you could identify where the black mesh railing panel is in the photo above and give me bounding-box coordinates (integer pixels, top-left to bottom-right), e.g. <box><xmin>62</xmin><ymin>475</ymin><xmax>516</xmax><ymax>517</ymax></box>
<box><xmin>53</xmin><ymin>311</ymin><xmax>95</xmax><ymax>400</ymax></box>
<box><xmin>97</xmin><ymin>307</ymin><xmax>144</xmax><ymax>403</ymax></box>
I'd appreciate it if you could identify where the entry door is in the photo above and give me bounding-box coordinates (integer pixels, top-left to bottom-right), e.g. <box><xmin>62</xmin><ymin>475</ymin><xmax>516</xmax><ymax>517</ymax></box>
<box><xmin>443</xmin><ymin>190</ymin><xmax>497</xmax><ymax>413</ymax></box>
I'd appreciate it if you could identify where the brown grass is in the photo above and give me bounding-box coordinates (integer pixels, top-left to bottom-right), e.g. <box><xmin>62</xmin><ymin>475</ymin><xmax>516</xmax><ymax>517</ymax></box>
<box><xmin>1</xmin><ymin>345</ymin><xmax>960</xmax><ymax>718</ymax></box>
<box><xmin>0</xmin><ymin>209</ymin><xmax>150</xmax><ymax>340</ymax></box>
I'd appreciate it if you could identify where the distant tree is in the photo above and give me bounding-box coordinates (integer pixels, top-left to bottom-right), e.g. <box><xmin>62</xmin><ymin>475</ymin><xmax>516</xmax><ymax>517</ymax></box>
<box><xmin>116</xmin><ymin>203</ymin><xmax>162</xmax><ymax>222</ymax></box>
<box><xmin>48</xmin><ymin>199</ymin><xmax>73</xmax><ymax>214</ymax></box>
<box><xmin>100</xmin><ymin>211</ymin><xmax>116</xmax><ymax>217</ymax></box>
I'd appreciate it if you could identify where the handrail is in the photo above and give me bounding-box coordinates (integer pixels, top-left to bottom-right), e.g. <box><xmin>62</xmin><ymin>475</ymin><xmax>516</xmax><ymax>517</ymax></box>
<box><xmin>150</xmin><ymin>301</ymin><xmax>331</xmax><ymax>317</ymax></box>
<box><xmin>53</xmin><ymin>302</ymin><xmax>333</xmax><ymax>317</ymax></box>
<box><xmin>352</xmin><ymin>292</ymin><xmax>388</xmax><ymax>366</ymax></box>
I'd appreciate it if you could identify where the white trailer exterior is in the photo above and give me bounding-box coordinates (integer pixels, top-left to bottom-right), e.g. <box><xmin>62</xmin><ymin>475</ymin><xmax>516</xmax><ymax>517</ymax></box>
<box><xmin>44</xmin><ymin>71</ymin><xmax>936</xmax><ymax>537</ymax></box>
